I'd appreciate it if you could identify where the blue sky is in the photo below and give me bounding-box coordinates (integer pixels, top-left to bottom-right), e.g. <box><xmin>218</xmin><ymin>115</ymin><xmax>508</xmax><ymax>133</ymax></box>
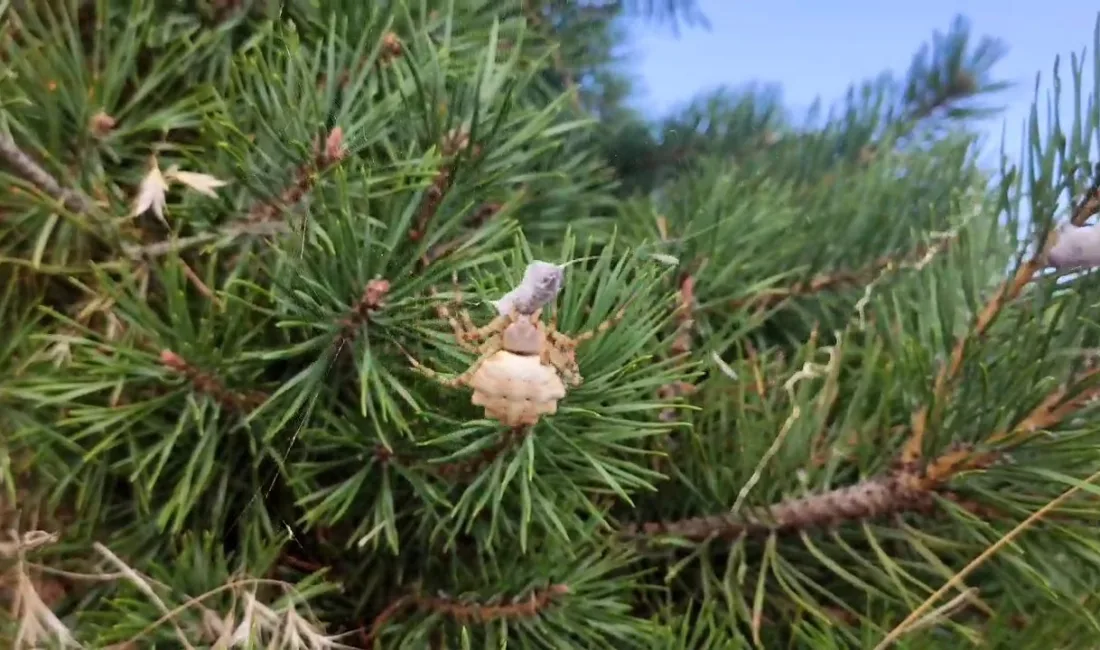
<box><xmin>629</xmin><ymin>1</ymin><xmax>1099</xmax><ymax>164</ymax></box>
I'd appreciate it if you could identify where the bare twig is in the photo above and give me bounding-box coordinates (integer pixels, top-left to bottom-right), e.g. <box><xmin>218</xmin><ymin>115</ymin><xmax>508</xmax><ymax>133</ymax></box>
<box><xmin>0</xmin><ymin>132</ymin><xmax>92</xmax><ymax>213</ymax></box>
<box><xmin>6</xmin><ymin>528</ymin><xmax>75</xmax><ymax>650</ymax></box>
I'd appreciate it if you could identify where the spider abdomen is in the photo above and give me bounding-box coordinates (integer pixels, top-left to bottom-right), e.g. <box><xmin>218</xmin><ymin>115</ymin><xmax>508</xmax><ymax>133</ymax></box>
<box><xmin>470</xmin><ymin>351</ymin><xmax>567</xmax><ymax>426</ymax></box>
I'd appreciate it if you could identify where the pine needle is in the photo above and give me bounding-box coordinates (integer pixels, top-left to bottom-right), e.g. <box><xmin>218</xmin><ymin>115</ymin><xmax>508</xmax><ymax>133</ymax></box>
<box><xmin>873</xmin><ymin>467</ymin><xmax>1100</xmax><ymax>649</ymax></box>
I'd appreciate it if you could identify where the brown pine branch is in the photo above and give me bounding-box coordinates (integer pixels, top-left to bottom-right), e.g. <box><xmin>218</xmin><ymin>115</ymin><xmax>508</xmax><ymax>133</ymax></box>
<box><xmin>431</xmin><ymin>426</ymin><xmax>531</xmax><ymax>480</ymax></box>
<box><xmin>364</xmin><ymin>583</ymin><xmax>569</xmax><ymax>643</ymax></box>
<box><xmin>408</xmin><ymin>173</ymin><xmax>449</xmax><ymax>241</ymax></box>
<box><xmin>88</xmin><ymin>111</ymin><xmax>116</xmax><ymax>139</ymax></box>
<box><xmin>628</xmin><ymin>364</ymin><xmax>1100</xmax><ymax>542</ymax></box>
<box><xmin>246</xmin><ymin>127</ymin><xmax>346</xmax><ymax>224</ymax></box>
<box><xmin>422</xmin><ymin>583</ymin><xmax>569</xmax><ymax>622</ymax></box>
<box><xmin>158</xmin><ymin>349</ymin><xmax>266</xmax><ymax>411</ymax></box>
<box><xmin>622</xmin><ymin>471</ymin><xmax>1006</xmax><ymax>543</ymax></box>
<box><xmin>378</xmin><ymin>31</ymin><xmax>403</xmax><ymax>66</ymax></box>
<box><xmin>669</xmin><ymin>273</ymin><xmax>695</xmax><ymax>357</ymax></box>
<box><xmin>621</xmin><ymin>474</ymin><xmax>935</xmax><ymax>541</ymax></box>
<box><xmin>210</xmin><ymin>0</ymin><xmax>245</xmax><ymax>23</ymax></box>
<box><xmin>902</xmin><ymin>170</ymin><xmax>1100</xmax><ymax>465</ymax></box>
<box><xmin>744</xmin><ymin>341</ymin><xmax>773</xmax><ymax>399</ymax></box>
<box><xmin>0</xmin><ymin>132</ymin><xmax>93</xmax><ymax>213</ymax></box>
<box><xmin>122</xmin><ymin>129</ymin><xmax>347</xmax><ymax>260</ymax></box>
<box><xmin>408</xmin><ymin>129</ymin><xmax>474</xmax><ymax>243</ymax></box>
<box><xmin>731</xmin><ymin>234</ymin><xmax>954</xmax><ymax>312</ymax></box>
<box><xmin>657</xmin><ymin>273</ymin><xmax>698</xmax><ymax>422</ymax></box>
<box><xmin>315</xmin><ymin>32</ymin><xmax>403</xmax><ymax>92</ymax></box>
<box><xmin>919</xmin><ymin>365</ymin><xmax>1100</xmax><ymax>486</ymax></box>
<box><xmin>418</xmin><ymin>200</ymin><xmax>505</xmax><ymax>269</ymax></box>
<box><xmin>902</xmin><ymin>70</ymin><xmax>979</xmax><ymax>124</ymax></box>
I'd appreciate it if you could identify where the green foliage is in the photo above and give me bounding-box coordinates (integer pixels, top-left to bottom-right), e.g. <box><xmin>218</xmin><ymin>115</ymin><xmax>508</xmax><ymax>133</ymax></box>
<box><xmin>5</xmin><ymin>1</ymin><xmax>1100</xmax><ymax>649</ymax></box>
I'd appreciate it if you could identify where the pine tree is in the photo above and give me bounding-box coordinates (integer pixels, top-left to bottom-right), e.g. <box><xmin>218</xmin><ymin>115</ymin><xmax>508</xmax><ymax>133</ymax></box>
<box><xmin>4</xmin><ymin>1</ymin><xmax>1100</xmax><ymax>649</ymax></box>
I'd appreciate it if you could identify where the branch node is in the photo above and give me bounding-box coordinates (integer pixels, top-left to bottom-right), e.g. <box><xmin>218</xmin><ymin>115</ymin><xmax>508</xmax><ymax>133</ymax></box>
<box><xmin>336</xmin><ymin>278</ymin><xmax>391</xmax><ymax>342</ymax></box>
<box><xmin>158</xmin><ymin>349</ymin><xmax>265</xmax><ymax>411</ymax></box>
<box><xmin>246</xmin><ymin>127</ymin><xmax>345</xmax><ymax>224</ymax></box>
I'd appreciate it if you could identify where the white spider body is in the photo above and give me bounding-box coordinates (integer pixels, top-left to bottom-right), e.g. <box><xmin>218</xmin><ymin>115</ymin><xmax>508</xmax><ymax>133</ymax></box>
<box><xmin>469</xmin><ymin>351</ymin><xmax>567</xmax><ymax>426</ymax></box>
<box><xmin>407</xmin><ymin>268</ymin><xmax>627</xmax><ymax>428</ymax></box>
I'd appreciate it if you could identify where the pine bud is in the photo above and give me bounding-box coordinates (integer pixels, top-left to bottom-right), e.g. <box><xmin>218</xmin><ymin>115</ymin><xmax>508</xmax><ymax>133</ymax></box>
<box><xmin>1046</xmin><ymin>223</ymin><xmax>1100</xmax><ymax>269</ymax></box>
<box><xmin>491</xmin><ymin>261</ymin><xmax>564</xmax><ymax>315</ymax></box>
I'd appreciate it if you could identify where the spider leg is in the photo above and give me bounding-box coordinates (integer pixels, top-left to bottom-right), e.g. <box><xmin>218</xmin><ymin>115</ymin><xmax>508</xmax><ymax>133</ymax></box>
<box><xmin>449</xmin><ymin>272</ymin><xmax>478</xmax><ymax>333</ymax></box>
<box><xmin>407</xmin><ymin>351</ymin><xmax>489</xmax><ymax>389</ymax></box>
<box><xmin>538</xmin><ymin>321</ymin><xmax>583</xmax><ymax>386</ymax></box>
<box><xmin>553</xmin><ymin>350</ymin><xmax>583</xmax><ymax>386</ymax></box>
<box><xmin>552</xmin><ymin>301</ymin><xmax>631</xmax><ymax>348</ymax></box>
<box><xmin>430</xmin><ymin>286</ymin><xmax>477</xmax><ymax>353</ymax></box>
<box><xmin>470</xmin><ymin>314</ymin><xmax>511</xmax><ymax>340</ymax></box>
<box><xmin>430</xmin><ymin>274</ymin><xmax>507</xmax><ymax>352</ymax></box>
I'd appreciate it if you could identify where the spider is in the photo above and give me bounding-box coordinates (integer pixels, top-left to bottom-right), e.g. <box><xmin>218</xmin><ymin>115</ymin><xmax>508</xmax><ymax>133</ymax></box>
<box><xmin>407</xmin><ymin>282</ymin><xmax>626</xmax><ymax>427</ymax></box>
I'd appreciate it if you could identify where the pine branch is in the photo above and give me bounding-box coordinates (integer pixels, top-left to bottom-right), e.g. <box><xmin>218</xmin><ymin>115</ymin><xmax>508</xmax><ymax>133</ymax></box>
<box><xmin>316</xmin><ymin>32</ymin><xmax>401</xmax><ymax>88</ymax></box>
<box><xmin>621</xmin><ymin>474</ymin><xmax>935</xmax><ymax>541</ymax></box>
<box><xmin>408</xmin><ymin>128</ymin><xmax>474</xmax><ymax>243</ymax></box>
<box><xmin>628</xmin><ymin>360</ymin><xmax>1100</xmax><ymax>542</ymax></box>
<box><xmin>729</xmin><ymin>233</ymin><xmax>956</xmax><ymax>313</ymax></box>
<box><xmin>657</xmin><ymin>273</ymin><xmax>697</xmax><ymax>422</ymax></box>
<box><xmin>902</xmin><ymin>167</ymin><xmax>1100</xmax><ymax>465</ymax></box>
<box><xmin>364</xmin><ymin>583</ymin><xmax>570</xmax><ymax>644</ymax></box>
<box><xmin>117</xmin><ymin>129</ymin><xmax>346</xmax><ymax>261</ymax></box>
<box><xmin>247</xmin><ymin>127</ymin><xmax>346</xmax><ymax>224</ymax></box>
<box><xmin>919</xmin><ymin>364</ymin><xmax>1100</xmax><ymax>486</ymax></box>
<box><xmin>334</xmin><ymin>278</ymin><xmax>391</xmax><ymax>345</ymax></box>
<box><xmin>429</xmin><ymin>425</ymin><xmax>532</xmax><ymax>481</ymax></box>
<box><xmin>669</xmin><ymin>273</ymin><xmax>695</xmax><ymax>356</ymax></box>
<box><xmin>158</xmin><ymin>349</ymin><xmax>267</xmax><ymax>411</ymax></box>
<box><xmin>0</xmin><ymin>132</ymin><xmax>93</xmax><ymax>213</ymax></box>
<box><xmin>419</xmin><ymin>200</ymin><xmax>506</xmax><ymax>268</ymax></box>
